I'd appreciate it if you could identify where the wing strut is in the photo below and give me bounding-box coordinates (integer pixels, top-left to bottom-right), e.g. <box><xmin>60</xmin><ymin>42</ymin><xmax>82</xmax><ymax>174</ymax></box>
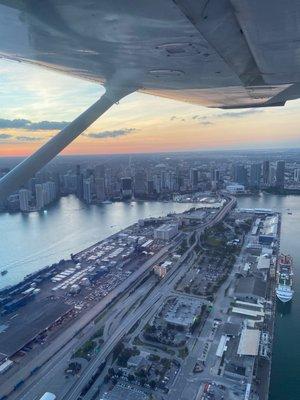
<box><xmin>0</xmin><ymin>84</ymin><xmax>136</xmax><ymax>202</ymax></box>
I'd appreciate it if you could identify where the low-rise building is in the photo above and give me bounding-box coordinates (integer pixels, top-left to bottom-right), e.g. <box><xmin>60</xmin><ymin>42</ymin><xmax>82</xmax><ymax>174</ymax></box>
<box><xmin>153</xmin><ymin>264</ymin><xmax>167</xmax><ymax>278</ymax></box>
<box><xmin>154</xmin><ymin>223</ymin><xmax>178</xmax><ymax>240</ymax></box>
<box><xmin>234</xmin><ymin>276</ymin><xmax>266</xmax><ymax>302</ymax></box>
<box><xmin>163</xmin><ymin>297</ymin><xmax>202</xmax><ymax>329</ymax></box>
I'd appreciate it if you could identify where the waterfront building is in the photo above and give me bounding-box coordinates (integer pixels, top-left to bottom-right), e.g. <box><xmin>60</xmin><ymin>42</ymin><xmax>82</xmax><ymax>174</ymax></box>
<box><xmin>269</xmin><ymin>165</ymin><xmax>276</xmax><ymax>186</ymax></box>
<box><xmin>19</xmin><ymin>189</ymin><xmax>31</xmax><ymax>212</ymax></box>
<box><xmin>52</xmin><ymin>172</ymin><xmax>61</xmax><ymax>196</ymax></box>
<box><xmin>164</xmin><ymin>171</ymin><xmax>176</xmax><ymax>192</ymax></box>
<box><xmin>147</xmin><ymin>179</ymin><xmax>155</xmax><ymax>195</ymax></box>
<box><xmin>95</xmin><ymin>177</ymin><xmax>106</xmax><ymax>202</ymax></box>
<box><xmin>83</xmin><ymin>178</ymin><xmax>93</xmax><ymax>204</ymax></box>
<box><xmin>76</xmin><ymin>164</ymin><xmax>84</xmax><ymax>198</ymax></box>
<box><xmin>94</xmin><ymin>164</ymin><xmax>106</xmax><ymax>202</ymax></box>
<box><xmin>134</xmin><ymin>169</ymin><xmax>147</xmax><ymax>198</ymax></box>
<box><xmin>226</xmin><ymin>183</ymin><xmax>245</xmax><ymax>194</ymax></box>
<box><xmin>294</xmin><ymin>168</ymin><xmax>300</xmax><ymax>182</ymax></box>
<box><xmin>249</xmin><ymin>163</ymin><xmax>262</xmax><ymax>189</ymax></box>
<box><xmin>42</xmin><ymin>181</ymin><xmax>56</xmax><ymax>205</ymax></box>
<box><xmin>262</xmin><ymin>161</ymin><xmax>270</xmax><ymax>185</ymax></box>
<box><xmin>28</xmin><ymin>177</ymin><xmax>37</xmax><ymax>194</ymax></box>
<box><xmin>275</xmin><ymin>161</ymin><xmax>285</xmax><ymax>190</ymax></box>
<box><xmin>153</xmin><ymin>174</ymin><xmax>162</xmax><ymax>194</ymax></box>
<box><xmin>35</xmin><ymin>184</ymin><xmax>44</xmax><ymax>210</ymax></box>
<box><xmin>6</xmin><ymin>194</ymin><xmax>20</xmax><ymax>212</ymax></box>
<box><xmin>154</xmin><ymin>223</ymin><xmax>178</xmax><ymax>240</ymax></box>
<box><xmin>63</xmin><ymin>172</ymin><xmax>77</xmax><ymax>193</ymax></box>
<box><xmin>121</xmin><ymin>177</ymin><xmax>133</xmax><ymax>199</ymax></box>
<box><xmin>234</xmin><ymin>164</ymin><xmax>248</xmax><ymax>187</ymax></box>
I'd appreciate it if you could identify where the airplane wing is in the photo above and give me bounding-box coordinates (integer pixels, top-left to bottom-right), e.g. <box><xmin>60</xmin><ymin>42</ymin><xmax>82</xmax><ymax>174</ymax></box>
<box><xmin>1</xmin><ymin>0</ymin><xmax>300</xmax><ymax>200</ymax></box>
<box><xmin>1</xmin><ymin>0</ymin><xmax>300</xmax><ymax>109</ymax></box>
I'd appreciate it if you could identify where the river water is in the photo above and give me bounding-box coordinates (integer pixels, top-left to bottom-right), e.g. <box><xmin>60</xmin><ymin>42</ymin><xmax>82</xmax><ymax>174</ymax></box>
<box><xmin>0</xmin><ymin>193</ymin><xmax>298</xmax><ymax>398</ymax></box>
<box><xmin>0</xmin><ymin>196</ymin><xmax>191</xmax><ymax>289</ymax></box>
<box><xmin>237</xmin><ymin>194</ymin><xmax>300</xmax><ymax>400</ymax></box>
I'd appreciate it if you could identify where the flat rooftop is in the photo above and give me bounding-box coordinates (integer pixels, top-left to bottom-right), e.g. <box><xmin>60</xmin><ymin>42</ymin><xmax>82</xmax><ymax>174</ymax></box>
<box><xmin>235</xmin><ymin>276</ymin><xmax>266</xmax><ymax>299</ymax></box>
<box><xmin>0</xmin><ymin>298</ymin><xmax>71</xmax><ymax>356</ymax></box>
<box><xmin>237</xmin><ymin>329</ymin><xmax>260</xmax><ymax>356</ymax></box>
<box><xmin>164</xmin><ymin>298</ymin><xmax>202</xmax><ymax>328</ymax></box>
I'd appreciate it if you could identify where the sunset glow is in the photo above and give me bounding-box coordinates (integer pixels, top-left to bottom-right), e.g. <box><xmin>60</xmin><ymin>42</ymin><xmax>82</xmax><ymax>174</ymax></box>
<box><xmin>1</xmin><ymin>59</ymin><xmax>300</xmax><ymax>157</ymax></box>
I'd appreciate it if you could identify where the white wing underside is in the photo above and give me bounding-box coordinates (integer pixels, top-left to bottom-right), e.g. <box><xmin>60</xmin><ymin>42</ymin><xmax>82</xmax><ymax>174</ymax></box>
<box><xmin>1</xmin><ymin>0</ymin><xmax>300</xmax><ymax>109</ymax></box>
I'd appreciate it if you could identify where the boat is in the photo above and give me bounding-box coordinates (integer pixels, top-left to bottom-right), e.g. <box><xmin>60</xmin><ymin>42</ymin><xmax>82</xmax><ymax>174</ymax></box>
<box><xmin>288</xmin><ymin>212</ymin><xmax>292</xmax><ymax>215</ymax></box>
<box><xmin>276</xmin><ymin>254</ymin><xmax>294</xmax><ymax>303</ymax></box>
<box><xmin>1</xmin><ymin>270</ymin><xmax>8</xmax><ymax>276</ymax></box>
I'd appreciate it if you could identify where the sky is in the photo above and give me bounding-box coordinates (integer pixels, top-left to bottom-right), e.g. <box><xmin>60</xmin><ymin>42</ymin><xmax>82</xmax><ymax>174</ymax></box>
<box><xmin>0</xmin><ymin>59</ymin><xmax>300</xmax><ymax>157</ymax></box>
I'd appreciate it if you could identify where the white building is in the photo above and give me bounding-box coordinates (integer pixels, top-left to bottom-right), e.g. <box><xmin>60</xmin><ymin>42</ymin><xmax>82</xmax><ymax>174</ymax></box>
<box><xmin>83</xmin><ymin>178</ymin><xmax>93</xmax><ymax>204</ymax></box>
<box><xmin>226</xmin><ymin>183</ymin><xmax>245</xmax><ymax>194</ymax></box>
<box><xmin>19</xmin><ymin>188</ymin><xmax>31</xmax><ymax>212</ymax></box>
<box><xmin>35</xmin><ymin>183</ymin><xmax>44</xmax><ymax>210</ymax></box>
<box><xmin>42</xmin><ymin>181</ymin><xmax>56</xmax><ymax>205</ymax></box>
<box><xmin>154</xmin><ymin>223</ymin><xmax>178</xmax><ymax>240</ymax></box>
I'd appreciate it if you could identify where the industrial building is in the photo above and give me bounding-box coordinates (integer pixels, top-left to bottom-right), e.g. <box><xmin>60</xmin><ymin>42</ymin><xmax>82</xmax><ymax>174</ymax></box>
<box><xmin>154</xmin><ymin>223</ymin><xmax>178</xmax><ymax>240</ymax></box>
<box><xmin>259</xmin><ymin>215</ymin><xmax>279</xmax><ymax>245</ymax></box>
<box><xmin>234</xmin><ymin>276</ymin><xmax>267</xmax><ymax>302</ymax></box>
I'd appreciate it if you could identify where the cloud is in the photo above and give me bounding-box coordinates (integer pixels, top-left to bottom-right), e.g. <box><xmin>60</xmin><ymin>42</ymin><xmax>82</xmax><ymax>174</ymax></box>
<box><xmin>28</xmin><ymin>121</ymin><xmax>68</xmax><ymax>130</ymax></box>
<box><xmin>16</xmin><ymin>136</ymin><xmax>42</xmax><ymax>142</ymax></box>
<box><xmin>0</xmin><ymin>133</ymin><xmax>12</xmax><ymax>139</ymax></box>
<box><xmin>191</xmin><ymin>109</ymin><xmax>264</xmax><ymax>125</ymax></box>
<box><xmin>0</xmin><ymin>133</ymin><xmax>42</xmax><ymax>142</ymax></box>
<box><xmin>0</xmin><ymin>118</ymin><xmax>69</xmax><ymax>130</ymax></box>
<box><xmin>199</xmin><ymin>121</ymin><xmax>213</xmax><ymax>126</ymax></box>
<box><xmin>86</xmin><ymin>128</ymin><xmax>136</xmax><ymax>139</ymax></box>
<box><xmin>219</xmin><ymin>109</ymin><xmax>264</xmax><ymax>119</ymax></box>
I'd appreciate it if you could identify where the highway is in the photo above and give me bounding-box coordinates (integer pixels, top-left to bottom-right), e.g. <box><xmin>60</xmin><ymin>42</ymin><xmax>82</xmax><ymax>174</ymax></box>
<box><xmin>13</xmin><ymin>196</ymin><xmax>236</xmax><ymax>400</ymax></box>
<box><xmin>8</xmin><ymin>248</ymin><xmax>168</xmax><ymax>400</ymax></box>
<box><xmin>60</xmin><ymin>196</ymin><xmax>236</xmax><ymax>400</ymax></box>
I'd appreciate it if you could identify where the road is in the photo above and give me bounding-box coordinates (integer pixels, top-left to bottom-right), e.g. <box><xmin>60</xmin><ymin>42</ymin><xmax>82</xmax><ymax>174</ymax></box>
<box><xmin>6</xmin><ymin>248</ymin><xmax>168</xmax><ymax>400</ymax></box>
<box><xmin>14</xmin><ymin>196</ymin><xmax>236</xmax><ymax>400</ymax></box>
<box><xmin>60</xmin><ymin>197</ymin><xmax>236</xmax><ymax>400</ymax></box>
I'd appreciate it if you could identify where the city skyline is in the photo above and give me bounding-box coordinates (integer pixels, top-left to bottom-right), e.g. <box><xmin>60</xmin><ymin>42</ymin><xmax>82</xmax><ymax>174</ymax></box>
<box><xmin>1</xmin><ymin>60</ymin><xmax>300</xmax><ymax>157</ymax></box>
<box><xmin>2</xmin><ymin>148</ymin><xmax>299</xmax><ymax>213</ymax></box>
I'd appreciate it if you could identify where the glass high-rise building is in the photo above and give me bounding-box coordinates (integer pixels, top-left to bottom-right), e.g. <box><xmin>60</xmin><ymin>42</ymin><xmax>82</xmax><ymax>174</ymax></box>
<box><xmin>275</xmin><ymin>161</ymin><xmax>285</xmax><ymax>190</ymax></box>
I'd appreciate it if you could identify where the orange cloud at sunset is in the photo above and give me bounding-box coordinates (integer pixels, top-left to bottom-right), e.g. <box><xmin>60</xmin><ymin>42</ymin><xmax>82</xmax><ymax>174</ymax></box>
<box><xmin>0</xmin><ymin>59</ymin><xmax>300</xmax><ymax>157</ymax></box>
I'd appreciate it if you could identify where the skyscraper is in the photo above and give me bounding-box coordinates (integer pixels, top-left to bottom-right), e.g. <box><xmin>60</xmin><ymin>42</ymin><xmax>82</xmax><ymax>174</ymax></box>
<box><xmin>212</xmin><ymin>169</ymin><xmax>221</xmax><ymax>182</ymax></box>
<box><xmin>35</xmin><ymin>184</ymin><xmax>44</xmax><ymax>210</ymax></box>
<box><xmin>94</xmin><ymin>165</ymin><xmax>106</xmax><ymax>202</ymax></box>
<box><xmin>262</xmin><ymin>161</ymin><xmax>270</xmax><ymax>185</ymax></box>
<box><xmin>83</xmin><ymin>178</ymin><xmax>93</xmax><ymax>204</ymax></box>
<box><xmin>121</xmin><ymin>177</ymin><xmax>133</xmax><ymax>199</ymax></box>
<box><xmin>76</xmin><ymin>164</ymin><xmax>84</xmax><ymax>198</ymax></box>
<box><xmin>294</xmin><ymin>168</ymin><xmax>300</xmax><ymax>183</ymax></box>
<box><xmin>134</xmin><ymin>169</ymin><xmax>147</xmax><ymax>198</ymax></box>
<box><xmin>42</xmin><ymin>181</ymin><xmax>56</xmax><ymax>205</ymax></box>
<box><xmin>269</xmin><ymin>165</ymin><xmax>276</xmax><ymax>186</ymax></box>
<box><xmin>19</xmin><ymin>189</ymin><xmax>31</xmax><ymax>212</ymax></box>
<box><xmin>249</xmin><ymin>163</ymin><xmax>262</xmax><ymax>189</ymax></box>
<box><xmin>233</xmin><ymin>164</ymin><xmax>248</xmax><ymax>187</ymax></box>
<box><xmin>190</xmin><ymin>168</ymin><xmax>198</xmax><ymax>189</ymax></box>
<box><xmin>275</xmin><ymin>161</ymin><xmax>285</xmax><ymax>190</ymax></box>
